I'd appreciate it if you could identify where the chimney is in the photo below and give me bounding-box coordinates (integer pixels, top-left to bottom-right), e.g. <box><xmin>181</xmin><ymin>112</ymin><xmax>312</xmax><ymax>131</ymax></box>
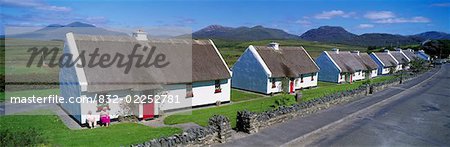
<box><xmin>351</xmin><ymin>50</ymin><xmax>360</xmax><ymax>55</ymax></box>
<box><xmin>394</xmin><ymin>47</ymin><xmax>402</xmax><ymax>51</ymax></box>
<box><xmin>419</xmin><ymin>50</ymin><xmax>425</xmax><ymax>53</ymax></box>
<box><xmin>384</xmin><ymin>49</ymin><xmax>390</xmax><ymax>54</ymax></box>
<box><xmin>407</xmin><ymin>49</ymin><xmax>413</xmax><ymax>52</ymax></box>
<box><xmin>132</xmin><ymin>30</ymin><xmax>148</xmax><ymax>41</ymax></box>
<box><xmin>332</xmin><ymin>48</ymin><xmax>339</xmax><ymax>54</ymax></box>
<box><xmin>268</xmin><ymin>42</ymin><xmax>279</xmax><ymax>50</ymax></box>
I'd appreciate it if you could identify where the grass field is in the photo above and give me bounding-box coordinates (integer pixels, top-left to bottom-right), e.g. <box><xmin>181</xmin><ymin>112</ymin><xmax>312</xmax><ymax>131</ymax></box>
<box><xmin>230</xmin><ymin>89</ymin><xmax>264</xmax><ymax>102</ymax></box>
<box><xmin>0</xmin><ymin>110</ymin><xmax>181</xmax><ymax>146</ymax></box>
<box><xmin>164</xmin><ymin>76</ymin><xmax>396</xmax><ymax>128</ymax></box>
<box><xmin>0</xmin><ymin>88</ymin><xmax>60</xmax><ymax>102</ymax></box>
<box><xmin>213</xmin><ymin>39</ymin><xmax>367</xmax><ymax>67</ymax></box>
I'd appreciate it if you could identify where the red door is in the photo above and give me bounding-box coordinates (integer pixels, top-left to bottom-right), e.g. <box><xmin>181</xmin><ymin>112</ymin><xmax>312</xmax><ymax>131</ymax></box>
<box><xmin>143</xmin><ymin>103</ymin><xmax>154</xmax><ymax>119</ymax></box>
<box><xmin>290</xmin><ymin>80</ymin><xmax>294</xmax><ymax>93</ymax></box>
<box><xmin>143</xmin><ymin>90</ymin><xmax>155</xmax><ymax>120</ymax></box>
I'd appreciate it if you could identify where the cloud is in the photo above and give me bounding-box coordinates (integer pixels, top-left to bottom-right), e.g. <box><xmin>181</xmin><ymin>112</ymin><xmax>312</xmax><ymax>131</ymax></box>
<box><xmin>0</xmin><ymin>0</ymin><xmax>71</xmax><ymax>12</ymax></box>
<box><xmin>358</xmin><ymin>24</ymin><xmax>374</xmax><ymax>29</ymax></box>
<box><xmin>364</xmin><ymin>11</ymin><xmax>395</xmax><ymax>19</ymax></box>
<box><xmin>314</xmin><ymin>10</ymin><xmax>355</xmax><ymax>19</ymax></box>
<box><xmin>374</xmin><ymin>16</ymin><xmax>430</xmax><ymax>24</ymax></box>
<box><xmin>431</xmin><ymin>2</ymin><xmax>450</xmax><ymax>7</ymax></box>
<box><xmin>364</xmin><ymin>11</ymin><xmax>430</xmax><ymax>24</ymax></box>
<box><xmin>295</xmin><ymin>19</ymin><xmax>312</xmax><ymax>27</ymax></box>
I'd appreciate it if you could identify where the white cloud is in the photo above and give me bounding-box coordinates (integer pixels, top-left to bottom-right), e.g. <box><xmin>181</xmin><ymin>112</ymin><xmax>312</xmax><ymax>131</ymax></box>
<box><xmin>358</xmin><ymin>24</ymin><xmax>374</xmax><ymax>29</ymax></box>
<box><xmin>364</xmin><ymin>11</ymin><xmax>395</xmax><ymax>19</ymax></box>
<box><xmin>295</xmin><ymin>19</ymin><xmax>312</xmax><ymax>26</ymax></box>
<box><xmin>0</xmin><ymin>0</ymin><xmax>71</xmax><ymax>12</ymax></box>
<box><xmin>374</xmin><ymin>16</ymin><xmax>430</xmax><ymax>23</ymax></box>
<box><xmin>314</xmin><ymin>10</ymin><xmax>355</xmax><ymax>19</ymax></box>
<box><xmin>364</xmin><ymin>11</ymin><xmax>430</xmax><ymax>24</ymax></box>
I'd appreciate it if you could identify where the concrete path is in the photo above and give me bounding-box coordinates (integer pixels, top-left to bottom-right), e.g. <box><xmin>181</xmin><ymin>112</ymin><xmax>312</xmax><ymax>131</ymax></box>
<box><xmin>219</xmin><ymin>66</ymin><xmax>444</xmax><ymax>146</ymax></box>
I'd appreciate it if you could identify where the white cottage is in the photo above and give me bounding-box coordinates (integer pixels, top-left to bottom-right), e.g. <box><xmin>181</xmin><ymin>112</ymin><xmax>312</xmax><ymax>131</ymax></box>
<box><xmin>60</xmin><ymin>32</ymin><xmax>231</xmax><ymax>124</ymax></box>
<box><xmin>370</xmin><ymin>51</ymin><xmax>398</xmax><ymax>75</ymax></box>
<box><xmin>232</xmin><ymin>43</ymin><xmax>319</xmax><ymax>94</ymax></box>
<box><xmin>316</xmin><ymin>49</ymin><xmax>367</xmax><ymax>83</ymax></box>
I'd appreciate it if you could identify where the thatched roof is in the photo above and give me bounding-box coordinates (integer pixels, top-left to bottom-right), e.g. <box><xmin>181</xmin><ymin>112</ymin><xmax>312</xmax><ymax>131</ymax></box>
<box><xmin>326</xmin><ymin>51</ymin><xmax>366</xmax><ymax>73</ymax></box>
<box><xmin>254</xmin><ymin>46</ymin><xmax>319</xmax><ymax>78</ymax></box>
<box><xmin>402</xmin><ymin>50</ymin><xmax>418</xmax><ymax>61</ymax></box>
<box><xmin>391</xmin><ymin>51</ymin><xmax>409</xmax><ymax>64</ymax></box>
<box><xmin>352</xmin><ymin>52</ymin><xmax>378</xmax><ymax>70</ymax></box>
<box><xmin>70</xmin><ymin>34</ymin><xmax>230</xmax><ymax>92</ymax></box>
<box><xmin>372</xmin><ymin>52</ymin><xmax>397</xmax><ymax>67</ymax></box>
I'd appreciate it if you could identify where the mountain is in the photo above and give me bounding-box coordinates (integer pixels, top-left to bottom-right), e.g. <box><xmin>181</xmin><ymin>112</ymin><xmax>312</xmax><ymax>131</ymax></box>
<box><xmin>299</xmin><ymin>26</ymin><xmax>357</xmax><ymax>44</ymax></box>
<box><xmin>192</xmin><ymin>25</ymin><xmax>299</xmax><ymax>41</ymax></box>
<box><xmin>412</xmin><ymin>31</ymin><xmax>450</xmax><ymax>40</ymax></box>
<box><xmin>300</xmin><ymin>26</ymin><xmax>450</xmax><ymax>46</ymax></box>
<box><xmin>8</xmin><ymin>22</ymin><xmax>128</xmax><ymax>40</ymax></box>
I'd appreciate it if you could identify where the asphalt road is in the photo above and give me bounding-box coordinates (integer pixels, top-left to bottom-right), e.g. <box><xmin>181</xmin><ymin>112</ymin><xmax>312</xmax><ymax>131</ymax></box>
<box><xmin>303</xmin><ymin>64</ymin><xmax>450</xmax><ymax>146</ymax></box>
<box><xmin>220</xmin><ymin>65</ymin><xmax>449</xmax><ymax>147</ymax></box>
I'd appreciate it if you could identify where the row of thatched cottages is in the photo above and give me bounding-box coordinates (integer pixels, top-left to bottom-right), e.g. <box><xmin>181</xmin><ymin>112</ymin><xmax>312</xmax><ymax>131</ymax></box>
<box><xmin>59</xmin><ymin>31</ymin><xmax>430</xmax><ymax>125</ymax></box>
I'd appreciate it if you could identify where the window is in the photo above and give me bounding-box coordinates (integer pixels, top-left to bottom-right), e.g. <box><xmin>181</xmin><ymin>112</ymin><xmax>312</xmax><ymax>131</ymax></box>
<box><xmin>186</xmin><ymin>83</ymin><xmax>193</xmax><ymax>98</ymax></box>
<box><xmin>300</xmin><ymin>74</ymin><xmax>304</xmax><ymax>83</ymax></box>
<box><xmin>340</xmin><ymin>73</ymin><xmax>344</xmax><ymax>79</ymax></box>
<box><xmin>214</xmin><ymin>80</ymin><xmax>222</xmax><ymax>93</ymax></box>
<box><xmin>295</xmin><ymin>79</ymin><xmax>299</xmax><ymax>87</ymax></box>
<box><xmin>311</xmin><ymin>73</ymin><xmax>315</xmax><ymax>81</ymax></box>
<box><xmin>96</xmin><ymin>93</ymin><xmax>109</xmax><ymax>112</ymax></box>
<box><xmin>271</xmin><ymin>79</ymin><xmax>276</xmax><ymax>88</ymax></box>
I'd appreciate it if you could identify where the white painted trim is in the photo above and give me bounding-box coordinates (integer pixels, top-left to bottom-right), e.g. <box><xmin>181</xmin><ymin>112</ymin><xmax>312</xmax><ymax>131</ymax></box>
<box><xmin>324</xmin><ymin>51</ymin><xmax>342</xmax><ymax>72</ymax></box>
<box><xmin>209</xmin><ymin>39</ymin><xmax>232</xmax><ymax>75</ymax></box>
<box><xmin>371</xmin><ymin>53</ymin><xmax>385</xmax><ymax>67</ymax></box>
<box><xmin>248</xmin><ymin>45</ymin><xmax>272</xmax><ymax>77</ymax></box>
<box><xmin>301</xmin><ymin>46</ymin><xmax>320</xmax><ymax>70</ymax></box>
<box><xmin>66</xmin><ymin>32</ymin><xmax>88</xmax><ymax>92</ymax></box>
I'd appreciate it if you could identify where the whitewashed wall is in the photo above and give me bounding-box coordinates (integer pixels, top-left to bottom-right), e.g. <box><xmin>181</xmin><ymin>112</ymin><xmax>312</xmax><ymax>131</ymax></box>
<box><xmin>267</xmin><ymin>78</ymin><xmax>283</xmax><ymax>94</ymax></box>
<box><xmin>371</xmin><ymin>69</ymin><xmax>378</xmax><ymax>78</ymax></box>
<box><xmin>295</xmin><ymin>73</ymin><xmax>318</xmax><ymax>89</ymax></box>
<box><xmin>353</xmin><ymin>71</ymin><xmax>365</xmax><ymax>81</ymax></box>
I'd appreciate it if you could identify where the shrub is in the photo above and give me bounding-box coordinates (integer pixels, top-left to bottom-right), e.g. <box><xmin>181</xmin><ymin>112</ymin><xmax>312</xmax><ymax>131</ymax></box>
<box><xmin>271</xmin><ymin>94</ymin><xmax>296</xmax><ymax>109</ymax></box>
<box><xmin>0</xmin><ymin>128</ymin><xmax>47</xmax><ymax>146</ymax></box>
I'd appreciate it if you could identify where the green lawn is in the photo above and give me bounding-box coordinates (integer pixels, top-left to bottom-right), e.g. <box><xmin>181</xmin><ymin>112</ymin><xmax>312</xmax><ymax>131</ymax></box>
<box><xmin>165</xmin><ymin>76</ymin><xmax>396</xmax><ymax>128</ymax></box>
<box><xmin>0</xmin><ymin>110</ymin><xmax>181</xmax><ymax>146</ymax></box>
<box><xmin>1</xmin><ymin>88</ymin><xmax>60</xmax><ymax>102</ymax></box>
<box><xmin>165</xmin><ymin>95</ymin><xmax>287</xmax><ymax>128</ymax></box>
<box><xmin>230</xmin><ymin>89</ymin><xmax>263</xmax><ymax>102</ymax></box>
<box><xmin>302</xmin><ymin>76</ymin><xmax>396</xmax><ymax>101</ymax></box>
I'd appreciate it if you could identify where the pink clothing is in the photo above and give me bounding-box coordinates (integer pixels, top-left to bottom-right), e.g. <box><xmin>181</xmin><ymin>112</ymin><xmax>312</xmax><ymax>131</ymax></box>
<box><xmin>101</xmin><ymin>115</ymin><xmax>110</xmax><ymax>123</ymax></box>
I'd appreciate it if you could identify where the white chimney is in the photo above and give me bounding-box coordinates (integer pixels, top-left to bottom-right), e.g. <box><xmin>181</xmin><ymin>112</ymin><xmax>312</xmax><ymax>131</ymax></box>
<box><xmin>332</xmin><ymin>48</ymin><xmax>339</xmax><ymax>54</ymax></box>
<box><xmin>407</xmin><ymin>49</ymin><xmax>413</xmax><ymax>52</ymax></box>
<box><xmin>384</xmin><ymin>49</ymin><xmax>390</xmax><ymax>54</ymax></box>
<box><xmin>394</xmin><ymin>47</ymin><xmax>402</xmax><ymax>51</ymax></box>
<box><xmin>132</xmin><ymin>30</ymin><xmax>148</xmax><ymax>41</ymax></box>
<box><xmin>268</xmin><ymin>42</ymin><xmax>279</xmax><ymax>50</ymax></box>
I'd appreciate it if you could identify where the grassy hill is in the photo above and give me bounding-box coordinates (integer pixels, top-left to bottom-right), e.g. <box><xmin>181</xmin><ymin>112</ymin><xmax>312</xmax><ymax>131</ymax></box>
<box><xmin>212</xmin><ymin>39</ymin><xmax>367</xmax><ymax>67</ymax></box>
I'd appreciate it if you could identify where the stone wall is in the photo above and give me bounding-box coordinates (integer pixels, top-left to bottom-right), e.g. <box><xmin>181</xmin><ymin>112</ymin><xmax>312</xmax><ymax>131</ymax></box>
<box><xmin>132</xmin><ymin>115</ymin><xmax>231</xmax><ymax>147</ymax></box>
<box><xmin>237</xmin><ymin>72</ymin><xmax>423</xmax><ymax>134</ymax></box>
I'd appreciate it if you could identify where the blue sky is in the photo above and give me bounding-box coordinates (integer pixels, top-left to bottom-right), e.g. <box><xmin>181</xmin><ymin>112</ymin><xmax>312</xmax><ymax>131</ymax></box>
<box><xmin>1</xmin><ymin>0</ymin><xmax>449</xmax><ymax>36</ymax></box>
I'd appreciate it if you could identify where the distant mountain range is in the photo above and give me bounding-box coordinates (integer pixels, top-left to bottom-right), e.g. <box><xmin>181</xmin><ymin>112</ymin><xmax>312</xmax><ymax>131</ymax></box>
<box><xmin>193</xmin><ymin>25</ymin><xmax>450</xmax><ymax>46</ymax></box>
<box><xmin>6</xmin><ymin>22</ymin><xmax>450</xmax><ymax>47</ymax></box>
<box><xmin>299</xmin><ymin>26</ymin><xmax>449</xmax><ymax>46</ymax></box>
<box><xmin>192</xmin><ymin>25</ymin><xmax>299</xmax><ymax>41</ymax></box>
<box><xmin>7</xmin><ymin>22</ymin><xmax>127</xmax><ymax>40</ymax></box>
